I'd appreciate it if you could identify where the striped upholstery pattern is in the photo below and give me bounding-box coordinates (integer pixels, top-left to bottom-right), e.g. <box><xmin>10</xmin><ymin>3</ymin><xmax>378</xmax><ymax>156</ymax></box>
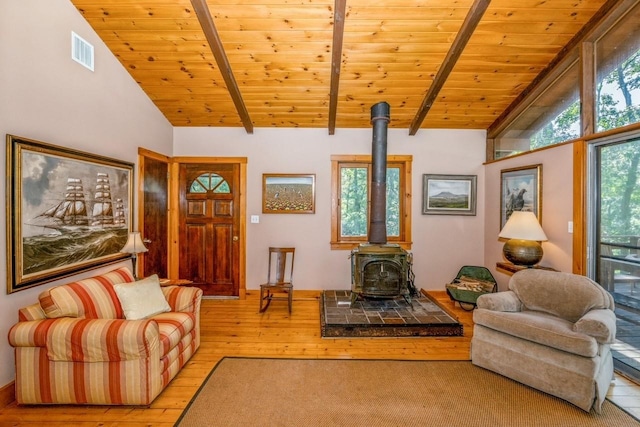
<box><xmin>162</xmin><ymin>285</ymin><xmax>202</xmax><ymax>349</ymax></box>
<box><xmin>17</xmin><ymin>303</ymin><xmax>46</xmax><ymax>322</ymax></box>
<box><xmin>8</xmin><ymin>267</ymin><xmax>203</xmax><ymax>405</ymax></box>
<box><xmin>45</xmin><ymin>318</ymin><xmax>159</xmax><ymax>362</ymax></box>
<box><xmin>12</xmin><ymin>346</ymin><xmax>162</xmax><ymax>405</ymax></box>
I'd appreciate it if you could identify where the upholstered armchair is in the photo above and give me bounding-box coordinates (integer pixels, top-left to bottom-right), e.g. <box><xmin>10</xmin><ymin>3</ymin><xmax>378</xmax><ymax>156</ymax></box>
<box><xmin>471</xmin><ymin>269</ymin><xmax>616</xmax><ymax>413</ymax></box>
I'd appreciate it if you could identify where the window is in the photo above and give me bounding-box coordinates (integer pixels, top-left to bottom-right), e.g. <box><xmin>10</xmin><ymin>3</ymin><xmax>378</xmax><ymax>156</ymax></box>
<box><xmin>595</xmin><ymin>2</ymin><xmax>640</xmax><ymax>132</ymax></box>
<box><xmin>331</xmin><ymin>155</ymin><xmax>412</xmax><ymax>249</ymax></box>
<box><xmin>189</xmin><ymin>173</ymin><xmax>230</xmax><ymax>194</ymax></box>
<box><xmin>493</xmin><ymin>60</ymin><xmax>581</xmax><ymax>159</ymax></box>
<box><xmin>490</xmin><ymin>2</ymin><xmax>640</xmax><ymax>160</ymax></box>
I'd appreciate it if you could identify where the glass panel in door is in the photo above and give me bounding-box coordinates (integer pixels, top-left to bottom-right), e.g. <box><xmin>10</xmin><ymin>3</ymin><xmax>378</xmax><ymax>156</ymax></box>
<box><xmin>592</xmin><ymin>135</ymin><xmax>640</xmax><ymax>381</ymax></box>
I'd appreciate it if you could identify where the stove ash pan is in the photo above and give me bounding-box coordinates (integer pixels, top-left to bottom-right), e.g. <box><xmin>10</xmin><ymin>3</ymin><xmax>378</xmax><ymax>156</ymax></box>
<box><xmin>351</xmin><ymin>244</ymin><xmax>410</xmax><ymax>302</ymax></box>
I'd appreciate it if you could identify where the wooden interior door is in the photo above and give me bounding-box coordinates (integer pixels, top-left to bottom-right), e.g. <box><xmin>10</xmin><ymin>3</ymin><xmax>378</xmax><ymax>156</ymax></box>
<box><xmin>178</xmin><ymin>162</ymin><xmax>240</xmax><ymax>296</ymax></box>
<box><xmin>139</xmin><ymin>149</ymin><xmax>169</xmax><ymax>278</ymax></box>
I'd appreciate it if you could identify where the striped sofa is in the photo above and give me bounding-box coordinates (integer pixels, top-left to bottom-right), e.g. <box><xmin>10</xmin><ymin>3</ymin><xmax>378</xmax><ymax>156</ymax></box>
<box><xmin>8</xmin><ymin>267</ymin><xmax>203</xmax><ymax>405</ymax></box>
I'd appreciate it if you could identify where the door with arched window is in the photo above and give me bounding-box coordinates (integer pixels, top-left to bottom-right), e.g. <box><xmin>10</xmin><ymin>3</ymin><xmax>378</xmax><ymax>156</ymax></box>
<box><xmin>179</xmin><ymin>163</ymin><xmax>240</xmax><ymax>296</ymax></box>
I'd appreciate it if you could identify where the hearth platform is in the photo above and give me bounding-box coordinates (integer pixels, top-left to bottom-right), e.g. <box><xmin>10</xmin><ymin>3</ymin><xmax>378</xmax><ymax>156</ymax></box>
<box><xmin>320</xmin><ymin>290</ymin><xmax>463</xmax><ymax>338</ymax></box>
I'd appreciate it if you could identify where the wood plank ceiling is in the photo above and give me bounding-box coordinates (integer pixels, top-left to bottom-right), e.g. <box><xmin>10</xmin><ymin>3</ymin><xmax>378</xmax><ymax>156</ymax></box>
<box><xmin>70</xmin><ymin>0</ymin><xmax>609</xmax><ymax>133</ymax></box>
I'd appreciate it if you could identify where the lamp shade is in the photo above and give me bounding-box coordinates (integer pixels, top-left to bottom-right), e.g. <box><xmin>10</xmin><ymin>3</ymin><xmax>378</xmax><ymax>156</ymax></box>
<box><xmin>120</xmin><ymin>232</ymin><xmax>149</xmax><ymax>254</ymax></box>
<box><xmin>499</xmin><ymin>211</ymin><xmax>547</xmax><ymax>241</ymax></box>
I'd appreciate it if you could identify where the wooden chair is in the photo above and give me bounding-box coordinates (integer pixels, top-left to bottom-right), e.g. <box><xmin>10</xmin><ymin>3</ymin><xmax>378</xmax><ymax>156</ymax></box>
<box><xmin>259</xmin><ymin>247</ymin><xmax>295</xmax><ymax>313</ymax></box>
<box><xmin>600</xmin><ymin>245</ymin><xmax>640</xmax><ymax>295</ymax></box>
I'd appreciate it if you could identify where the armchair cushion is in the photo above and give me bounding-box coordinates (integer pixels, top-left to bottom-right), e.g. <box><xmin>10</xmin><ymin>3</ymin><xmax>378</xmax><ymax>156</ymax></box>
<box><xmin>510</xmin><ymin>269</ymin><xmax>614</xmax><ymax>322</ymax></box>
<box><xmin>113</xmin><ymin>275</ymin><xmax>171</xmax><ymax>320</ymax></box>
<box><xmin>473</xmin><ymin>309</ymin><xmax>598</xmax><ymax>357</ymax></box>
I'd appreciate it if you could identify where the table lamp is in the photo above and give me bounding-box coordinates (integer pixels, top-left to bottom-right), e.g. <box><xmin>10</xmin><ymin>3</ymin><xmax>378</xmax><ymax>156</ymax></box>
<box><xmin>120</xmin><ymin>231</ymin><xmax>148</xmax><ymax>279</ymax></box>
<box><xmin>498</xmin><ymin>211</ymin><xmax>548</xmax><ymax>266</ymax></box>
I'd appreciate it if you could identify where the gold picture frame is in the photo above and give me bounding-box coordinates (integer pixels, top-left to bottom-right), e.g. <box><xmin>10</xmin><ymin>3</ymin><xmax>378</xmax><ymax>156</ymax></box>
<box><xmin>262</xmin><ymin>174</ymin><xmax>316</xmax><ymax>214</ymax></box>
<box><xmin>6</xmin><ymin>135</ymin><xmax>134</xmax><ymax>293</ymax></box>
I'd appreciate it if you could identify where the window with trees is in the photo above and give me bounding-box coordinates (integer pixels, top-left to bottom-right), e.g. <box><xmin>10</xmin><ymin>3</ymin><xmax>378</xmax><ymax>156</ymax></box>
<box><xmin>493</xmin><ymin>61</ymin><xmax>581</xmax><ymax>158</ymax></box>
<box><xmin>595</xmin><ymin>4</ymin><xmax>640</xmax><ymax>132</ymax></box>
<box><xmin>330</xmin><ymin>155</ymin><xmax>412</xmax><ymax>249</ymax></box>
<box><xmin>491</xmin><ymin>2</ymin><xmax>640</xmax><ymax>160</ymax></box>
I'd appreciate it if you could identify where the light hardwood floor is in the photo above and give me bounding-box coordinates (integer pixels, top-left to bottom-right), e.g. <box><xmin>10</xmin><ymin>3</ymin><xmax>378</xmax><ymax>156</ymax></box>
<box><xmin>0</xmin><ymin>290</ymin><xmax>638</xmax><ymax>426</ymax></box>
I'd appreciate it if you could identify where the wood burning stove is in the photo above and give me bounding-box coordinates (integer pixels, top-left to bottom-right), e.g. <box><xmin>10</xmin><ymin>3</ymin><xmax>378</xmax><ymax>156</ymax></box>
<box><xmin>351</xmin><ymin>243</ymin><xmax>412</xmax><ymax>304</ymax></box>
<box><xmin>350</xmin><ymin>102</ymin><xmax>416</xmax><ymax>306</ymax></box>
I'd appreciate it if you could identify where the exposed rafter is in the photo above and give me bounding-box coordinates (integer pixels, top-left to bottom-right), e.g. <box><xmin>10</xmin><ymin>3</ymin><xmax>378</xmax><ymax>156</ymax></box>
<box><xmin>328</xmin><ymin>0</ymin><xmax>347</xmax><ymax>135</ymax></box>
<box><xmin>190</xmin><ymin>0</ymin><xmax>253</xmax><ymax>134</ymax></box>
<box><xmin>408</xmin><ymin>0</ymin><xmax>491</xmax><ymax>135</ymax></box>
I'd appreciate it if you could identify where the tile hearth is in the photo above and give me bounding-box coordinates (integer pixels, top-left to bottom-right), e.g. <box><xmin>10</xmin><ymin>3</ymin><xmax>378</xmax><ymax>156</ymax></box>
<box><xmin>320</xmin><ymin>290</ymin><xmax>463</xmax><ymax>338</ymax></box>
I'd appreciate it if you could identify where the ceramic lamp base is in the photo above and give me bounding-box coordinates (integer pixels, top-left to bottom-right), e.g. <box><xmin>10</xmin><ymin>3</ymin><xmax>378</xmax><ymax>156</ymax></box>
<box><xmin>503</xmin><ymin>239</ymin><xmax>543</xmax><ymax>266</ymax></box>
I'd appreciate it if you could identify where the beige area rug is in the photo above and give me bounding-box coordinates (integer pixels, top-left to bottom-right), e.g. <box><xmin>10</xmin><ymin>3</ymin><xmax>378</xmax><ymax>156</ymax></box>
<box><xmin>175</xmin><ymin>358</ymin><xmax>640</xmax><ymax>427</ymax></box>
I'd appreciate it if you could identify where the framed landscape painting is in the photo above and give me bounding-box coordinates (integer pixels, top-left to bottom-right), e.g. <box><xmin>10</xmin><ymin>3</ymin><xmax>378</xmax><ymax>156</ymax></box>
<box><xmin>6</xmin><ymin>135</ymin><xmax>134</xmax><ymax>293</ymax></box>
<box><xmin>422</xmin><ymin>174</ymin><xmax>477</xmax><ymax>216</ymax></box>
<box><xmin>500</xmin><ymin>164</ymin><xmax>542</xmax><ymax>229</ymax></box>
<box><xmin>262</xmin><ymin>174</ymin><xmax>315</xmax><ymax>214</ymax></box>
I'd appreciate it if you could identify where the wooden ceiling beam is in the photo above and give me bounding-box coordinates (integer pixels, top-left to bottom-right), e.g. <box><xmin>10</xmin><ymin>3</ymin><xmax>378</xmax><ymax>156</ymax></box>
<box><xmin>190</xmin><ymin>0</ymin><xmax>254</xmax><ymax>134</ymax></box>
<box><xmin>328</xmin><ymin>0</ymin><xmax>347</xmax><ymax>135</ymax></box>
<box><xmin>408</xmin><ymin>0</ymin><xmax>491</xmax><ymax>136</ymax></box>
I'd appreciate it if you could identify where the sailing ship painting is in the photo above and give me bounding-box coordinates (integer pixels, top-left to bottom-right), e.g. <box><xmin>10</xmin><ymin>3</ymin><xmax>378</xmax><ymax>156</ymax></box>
<box><xmin>35</xmin><ymin>173</ymin><xmax>127</xmax><ymax>232</ymax></box>
<box><xmin>13</xmin><ymin>141</ymin><xmax>133</xmax><ymax>287</ymax></box>
<box><xmin>38</xmin><ymin>177</ymin><xmax>89</xmax><ymax>227</ymax></box>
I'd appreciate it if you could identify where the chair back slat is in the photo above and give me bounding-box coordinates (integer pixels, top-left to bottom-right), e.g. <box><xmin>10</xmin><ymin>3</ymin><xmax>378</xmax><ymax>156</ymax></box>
<box><xmin>268</xmin><ymin>247</ymin><xmax>295</xmax><ymax>285</ymax></box>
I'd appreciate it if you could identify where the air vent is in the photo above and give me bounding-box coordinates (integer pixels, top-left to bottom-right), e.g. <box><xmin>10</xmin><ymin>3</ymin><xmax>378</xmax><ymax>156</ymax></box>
<box><xmin>71</xmin><ymin>32</ymin><xmax>94</xmax><ymax>71</ymax></box>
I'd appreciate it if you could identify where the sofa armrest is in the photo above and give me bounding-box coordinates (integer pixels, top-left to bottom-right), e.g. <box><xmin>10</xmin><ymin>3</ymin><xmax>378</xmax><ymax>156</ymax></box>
<box><xmin>9</xmin><ymin>318</ymin><xmax>159</xmax><ymax>362</ymax></box>
<box><xmin>9</xmin><ymin>319</ymin><xmax>59</xmax><ymax>347</ymax></box>
<box><xmin>476</xmin><ymin>290</ymin><xmax>522</xmax><ymax>312</ymax></box>
<box><xmin>574</xmin><ymin>309</ymin><xmax>617</xmax><ymax>344</ymax></box>
<box><xmin>18</xmin><ymin>303</ymin><xmax>47</xmax><ymax>321</ymax></box>
<box><xmin>162</xmin><ymin>286</ymin><xmax>203</xmax><ymax>313</ymax></box>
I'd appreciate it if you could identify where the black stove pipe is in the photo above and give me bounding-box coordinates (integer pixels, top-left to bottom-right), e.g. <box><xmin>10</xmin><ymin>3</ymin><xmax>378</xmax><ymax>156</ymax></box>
<box><xmin>368</xmin><ymin>101</ymin><xmax>390</xmax><ymax>245</ymax></box>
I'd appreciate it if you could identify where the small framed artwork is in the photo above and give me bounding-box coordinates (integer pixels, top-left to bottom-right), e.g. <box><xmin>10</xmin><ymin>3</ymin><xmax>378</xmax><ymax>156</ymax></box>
<box><xmin>500</xmin><ymin>164</ymin><xmax>542</xmax><ymax>229</ymax></box>
<box><xmin>422</xmin><ymin>174</ymin><xmax>477</xmax><ymax>216</ymax></box>
<box><xmin>262</xmin><ymin>174</ymin><xmax>316</xmax><ymax>214</ymax></box>
<box><xmin>6</xmin><ymin>135</ymin><xmax>134</xmax><ymax>293</ymax></box>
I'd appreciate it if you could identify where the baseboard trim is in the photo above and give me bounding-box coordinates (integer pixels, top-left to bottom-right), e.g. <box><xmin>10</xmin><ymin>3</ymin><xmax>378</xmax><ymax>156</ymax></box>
<box><xmin>0</xmin><ymin>380</ymin><xmax>15</xmax><ymax>408</ymax></box>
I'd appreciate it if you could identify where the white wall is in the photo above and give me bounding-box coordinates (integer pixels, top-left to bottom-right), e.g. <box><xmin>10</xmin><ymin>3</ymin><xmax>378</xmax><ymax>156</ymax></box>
<box><xmin>173</xmin><ymin>127</ymin><xmax>488</xmax><ymax>293</ymax></box>
<box><xmin>0</xmin><ymin>1</ymin><xmax>173</xmax><ymax>389</ymax></box>
<box><xmin>484</xmin><ymin>144</ymin><xmax>575</xmax><ymax>290</ymax></box>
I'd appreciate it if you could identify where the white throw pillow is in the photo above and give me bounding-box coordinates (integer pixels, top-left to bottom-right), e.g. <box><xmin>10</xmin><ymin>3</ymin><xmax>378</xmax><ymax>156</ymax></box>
<box><xmin>113</xmin><ymin>275</ymin><xmax>171</xmax><ymax>320</ymax></box>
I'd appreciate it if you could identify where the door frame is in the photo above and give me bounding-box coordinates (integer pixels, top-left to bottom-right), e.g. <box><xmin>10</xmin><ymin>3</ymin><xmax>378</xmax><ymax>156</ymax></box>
<box><xmin>169</xmin><ymin>156</ymin><xmax>247</xmax><ymax>299</ymax></box>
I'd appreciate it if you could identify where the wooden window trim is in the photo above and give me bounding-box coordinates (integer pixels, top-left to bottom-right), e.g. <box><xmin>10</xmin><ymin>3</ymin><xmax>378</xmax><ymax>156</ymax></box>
<box><xmin>330</xmin><ymin>154</ymin><xmax>412</xmax><ymax>250</ymax></box>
